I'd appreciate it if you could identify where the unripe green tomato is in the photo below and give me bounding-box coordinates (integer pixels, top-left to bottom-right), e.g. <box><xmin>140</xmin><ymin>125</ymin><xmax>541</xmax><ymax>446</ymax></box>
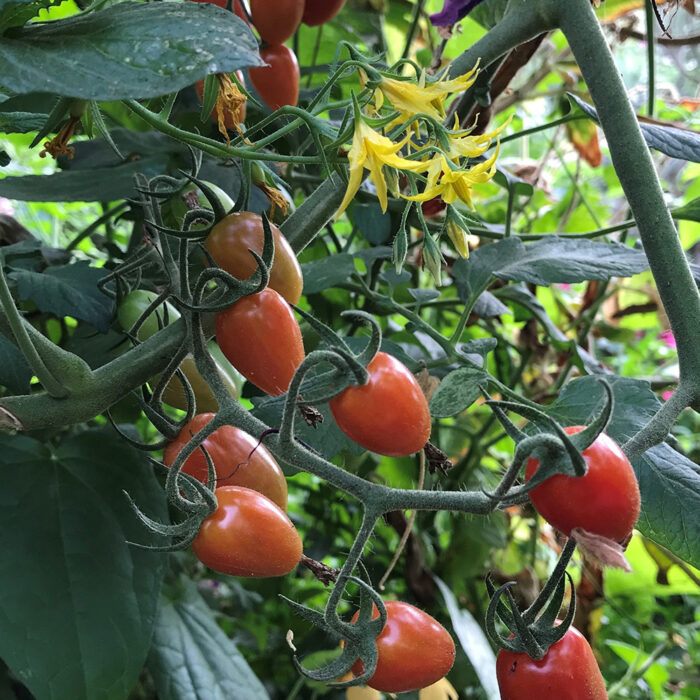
<box><xmin>117</xmin><ymin>290</ymin><xmax>180</xmax><ymax>341</ymax></box>
<box><xmin>162</xmin><ymin>180</ymin><xmax>235</xmax><ymax>232</ymax></box>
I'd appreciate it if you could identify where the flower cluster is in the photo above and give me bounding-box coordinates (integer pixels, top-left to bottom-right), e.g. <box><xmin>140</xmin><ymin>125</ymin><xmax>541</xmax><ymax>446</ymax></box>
<box><xmin>337</xmin><ymin>64</ymin><xmax>507</xmax><ymax>261</ymax></box>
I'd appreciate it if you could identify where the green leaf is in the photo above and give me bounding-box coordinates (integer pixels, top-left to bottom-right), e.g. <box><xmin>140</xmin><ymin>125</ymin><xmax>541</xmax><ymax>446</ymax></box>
<box><xmin>147</xmin><ymin>579</ymin><xmax>269</xmax><ymax>700</ymax></box>
<box><xmin>493</xmin><ymin>167</ymin><xmax>534</xmax><ymax>196</ymax></box>
<box><xmin>547</xmin><ymin>376</ymin><xmax>700</xmax><ymax>568</ymax></box>
<box><xmin>0</xmin><ymin>156</ymin><xmax>167</xmax><ymax>201</ymax></box>
<box><xmin>9</xmin><ymin>260</ymin><xmax>114</xmax><ymax>332</ymax></box>
<box><xmin>0</xmin><ymin>0</ymin><xmax>56</xmax><ymax>34</ymax></box>
<box><xmin>354</xmin><ymin>202</ymin><xmax>392</xmax><ymax>245</ymax></box>
<box><xmin>434</xmin><ymin>577</ymin><xmax>500</xmax><ymax>700</ymax></box>
<box><xmin>454</xmin><ymin>236</ymin><xmax>648</xmax><ymax>287</ymax></box>
<box><xmin>0</xmin><ymin>2</ymin><xmax>263</xmax><ymax>101</ymax></box>
<box><xmin>0</xmin><ymin>331</ymin><xmax>32</xmax><ymax>393</ymax></box>
<box><xmin>0</xmin><ymin>429</ymin><xmax>167</xmax><ymax>700</ymax></box>
<box><xmin>606</xmin><ymin>641</ymin><xmax>670</xmax><ymax>696</ymax></box>
<box><xmin>569</xmin><ymin>94</ymin><xmax>700</xmax><ymax>163</ymax></box>
<box><xmin>469</xmin><ymin>0</ymin><xmax>509</xmax><ymax>29</ymax></box>
<box><xmin>430</xmin><ymin>365</ymin><xmax>489</xmax><ymax>418</ymax></box>
<box><xmin>672</xmin><ymin>196</ymin><xmax>700</xmax><ymax>223</ymax></box>
<box><xmin>301</xmin><ymin>253</ymin><xmax>356</xmax><ymax>295</ymax></box>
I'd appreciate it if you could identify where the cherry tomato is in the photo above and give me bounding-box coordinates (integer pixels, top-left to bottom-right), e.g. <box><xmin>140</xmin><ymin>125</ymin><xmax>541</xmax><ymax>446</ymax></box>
<box><xmin>249</xmin><ymin>44</ymin><xmax>299</xmax><ymax>110</ymax></box>
<box><xmin>349</xmin><ymin>601</ymin><xmax>455</xmax><ymax>693</ymax></box>
<box><xmin>496</xmin><ymin>625</ymin><xmax>608</xmax><ymax>700</ymax></box>
<box><xmin>205</xmin><ymin>211</ymin><xmax>302</xmax><ymax>305</ymax></box>
<box><xmin>525</xmin><ymin>426</ymin><xmax>640</xmax><ymax>543</ymax></box>
<box><xmin>195</xmin><ymin>70</ymin><xmax>247</xmax><ymax>129</ymax></box>
<box><xmin>249</xmin><ymin>0</ymin><xmax>303</xmax><ymax>44</ymax></box>
<box><xmin>215</xmin><ymin>288</ymin><xmax>304</xmax><ymax>396</ymax></box>
<box><xmin>302</xmin><ymin>0</ymin><xmax>346</xmax><ymax>26</ymax></box>
<box><xmin>193</xmin><ymin>486</ymin><xmax>302</xmax><ymax>577</ymax></box>
<box><xmin>163</xmin><ymin>413</ymin><xmax>287</xmax><ymax>509</ymax></box>
<box><xmin>329</xmin><ymin>352</ymin><xmax>431</xmax><ymax>457</ymax></box>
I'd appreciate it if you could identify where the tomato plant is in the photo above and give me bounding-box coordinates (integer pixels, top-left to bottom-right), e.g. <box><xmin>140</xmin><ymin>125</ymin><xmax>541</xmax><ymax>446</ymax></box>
<box><xmin>192</xmin><ymin>486</ymin><xmax>302</xmax><ymax>577</ymax></box>
<box><xmin>496</xmin><ymin>625</ymin><xmax>608</xmax><ymax>699</ymax></box>
<box><xmin>205</xmin><ymin>211</ymin><xmax>303</xmax><ymax>304</ymax></box>
<box><xmin>525</xmin><ymin>426</ymin><xmax>641</xmax><ymax>542</ymax></box>
<box><xmin>163</xmin><ymin>413</ymin><xmax>288</xmax><ymax>509</ymax></box>
<box><xmin>249</xmin><ymin>44</ymin><xmax>299</xmax><ymax>110</ymax></box>
<box><xmin>195</xmin><ymin>70</ymin><xmax>247</xmax><ymax>129</ymax></box>
<box><xmin>187</xmin><ymin>0</ymin><xmax>247</xmax><ymax>20</ymax></box>
<box><xmin>215</xmin><ymin>288</ymin><xmax>304</xmax><ymax>396</ymax></box>
<box><xmin>302</xmin><ymin>0</ymin><xmax>346</xmax><ymax>26</ymax></box>
<box><xmin>249</xmin><ymin>0</ymin><xmax>303</xmax><ymax>44</ymax></box>
<box><xmin>329</xmin><ymin>352</ymin><xmax>431</xmax><ymax>457</ymax></box>
<box><xmin>349</xmin><ymin>601</ymin><xmax>455</xmax><ymax>693</ymax></box>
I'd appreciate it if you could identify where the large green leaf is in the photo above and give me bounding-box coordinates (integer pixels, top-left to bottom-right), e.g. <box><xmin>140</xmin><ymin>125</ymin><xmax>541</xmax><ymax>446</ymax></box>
<box><xmin>0</xmin><ymin>331</ymin><xmax>32</xmax><ymax>393</ymax></box>
<box><xmin>0</xmin><ymin>2</ymin><xmax>263</xmax><ymax>100</ymax></box>
<box><xmin>301</xmin><ymin>253</ymin><xmax>356</xmax><ymax>295</ymax></box>
<box><xmin>0</xmin><ymin>429</ymin><xmax>167</xmax><ymax>700</ymax></box>
<box><xmin>430</xmin><ymin>365</ymin><xmax>490</xmax><ymax>418</ymax></box>
<box><xmin>672</xmin><ymin>196</ymin><xmax>700</xmax><ymax>223</ymax></box>
<box><xmin>547</xmin><ymin>376</ymin><xmax>700</xmax><ymax>568</ymax></box>
<box><xmin>453</xmin><ymin>236</ymin><xmax>648</xmax><ymax>287</ymax></box>
<box><xmin>147</xmin><ymin>580</ymin><xmax>269</xmax><ymax>700</ymax></box>
<box><xmin>9</xmin><ymin>260</ymin><xmax>114</xmax><ymax>332</ymax></box>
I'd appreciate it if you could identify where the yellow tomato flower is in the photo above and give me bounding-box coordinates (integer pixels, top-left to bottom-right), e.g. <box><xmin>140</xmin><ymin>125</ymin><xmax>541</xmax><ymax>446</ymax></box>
<box><xmin>404</xmin><ymin>146</ymin><xmax>500</xmax><ymax>209</ymax></box>
<box><xmin>446</xmin><ymin>218</ymin><xmax>470</xmax><ymax>258</ymax></box>
<box><xmin>446</xmin><ymin>116</ymin><xmax>510</xmax><ymax>161</ymax></box>
<box><xmin>337</xmin><ymin>118</ymin><xmax>432</xmax><ymax>218</ymax></box>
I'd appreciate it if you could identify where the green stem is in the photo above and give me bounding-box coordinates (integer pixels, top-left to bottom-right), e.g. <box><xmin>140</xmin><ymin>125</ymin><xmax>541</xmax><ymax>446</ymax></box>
<box><xmin>551</xmin><ymin>141</ymin><xmax>601</xmax><ymax>228</ymax></box>
<box><xmin>505</xmin><ymin>186</ymin><xmax>515</xmax><ymax>236</ymax></box>
<box><xmin>499</xmin><ymin>113</ymin><xmax>588</xmax><ymax>145</ymax></box>
<box><xmin>645</xmin><ymin>0</ymin><xmax>656</xmax><ymax>117</ymax></box>
<box><xmin>306</xmin><ymin>25</ymin><xmax>324</xmax><ymax>89</ymax></box>
<box><xmin>66</xmin><ymin>202</ymin><xmax>128</xmax><ymax>251</ymax></box>
<box><xmin>0</xmin><ymin>261</ymin><xmax>67</xmax><ymax>399</ymax></box>
<box><xmin>402</xmin><ymin>0</ymin><xmax>426</xmax><ymax>61</ymax></box>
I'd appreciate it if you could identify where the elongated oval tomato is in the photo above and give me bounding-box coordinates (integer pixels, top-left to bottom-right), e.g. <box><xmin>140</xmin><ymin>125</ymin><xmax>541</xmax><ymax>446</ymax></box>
<box><xmin>195</xmin><ymin>71</ymin><xmax>247</xmax><ymax>129</ymax></box>
<box><xmin>215</xmin><ymin>288</ymin><xmax>304</xmax><ymax>396</ymax></box>
<box><xmin>349</xmin><ymin>601</ymin><xmax>455</xmax><ymax>693</ymax></box>
<box><xmin>250</xmin><ymin>0</ymin><xmax>303</xmax><ymax>44</ymax></box>
<box><xmin>302</xmin><ymin>0</ymin><xmax>346</xmax><ymax>25</ymax></box>
<box><xmin>329</xmin><ymin>352</ymin><xmax>431</xmax><ymax>457</ymax></box>
<box><xmin>205</xmin><ymin>211</ymin><xmax>302</xmax><ymax>305</ymax></box>
<box><xmin>163</xmin><ymin>413</ymin><xmax>287</xmax><ymax>509</ymax></box>
<box><xmin>249</xmin><ymin>44</ymin><xmax>299</xmax><ymax>110</ymax></box>
<box><xmin>496</xmin><ymin>625</ymin><xmax>608</xmax><ymax>700</ymax></box>
<box><xmin>525</xmin><ymin>426</ymin><xmax>640</xmax><ymax>542</ymax></box>
<box><xmin>193</xmin><ymin>486</ymin><xmax>302</xmax><ymax>577</ymax></box>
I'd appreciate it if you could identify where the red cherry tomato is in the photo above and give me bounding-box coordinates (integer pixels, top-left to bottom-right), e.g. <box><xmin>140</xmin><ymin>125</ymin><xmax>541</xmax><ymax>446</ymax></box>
<box><xmin>496</xmin><ymin>625</ymin><xmax>608</xmax><ymax>700</ymax></box>
<box><xmin>525</xmin><ymin>426</ymin><xmax>641</xmax><ymax>542</ymax></box>
<box><xmin>249</xmin><ymin>44</ymin><xmax>299</xmax><ymax>110</ymax></box>
<box><xmin>163</xmin><ymin>413</ymin><xmax>288</xmax><ymax>509</ymax></box>
<box><xmin>205</xmin><ymin>211</ymin><xmax>302</xmax><ymax>305</ymax></box>
<box><xmin>329</xmin><ymin>352</ymin><xmax>431</xmax><ymax>457</ymax></box>
<box><xmin>302</xmin><ymin>0</ymin><xmax>346</xmax><ymax>26</ymax></box>
<box><xmin>195</xmin><ymin>71</ymin><xmax>247</xmax><ymax>129</ymax></box>
<box><xmin>215</xmin><ymin>288</ymin><xmax>305</xmax><ymax>396</ymax></box>
<box><xmin>193</xmin><ymin>486</ymin><xmax>302</xmax><ymax>577</ymax></box>
<box><xmin>250</xmin><ymin>0</ymin><xmax>303</xmax><ymax>44</ymax></box>
<box><xmin>349</xmin><ymin>601</ymin><xmax>455</xmax><ymax>693</ymax></box>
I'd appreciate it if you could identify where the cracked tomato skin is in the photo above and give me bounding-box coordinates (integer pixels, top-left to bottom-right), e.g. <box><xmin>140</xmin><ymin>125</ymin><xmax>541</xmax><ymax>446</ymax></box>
<box><xmin>302</xmin><ymin>0</ymin><xmax>346</xmax><ymax>25</ymax></box>
<box><xmin>349</xmin><ymin>601</ymin><xmax>455</xmax><ymax>693</ymax></box>
<box><xmin>193</xmin><ymin>486</ymin><xmax>302</xmax><ymax>577</ymax></box>
<box><xmin>249</xmin><ymin>44</ymin><xmax>299</xmax><ymax>110</ymax></box>
<box><xmin>496</xmin><ymin>625</ymin><xmax>609</xmax><ymax>700</ymax></box>
<box><xmin>163</xmin><ymin>413</ymin><xmax>288</xmax><ymax>509</ymax></box>
<box><xmin>205</xmin><ymin>211</ymin><xmax>302</xmax><ymax>305</ymax></box>
<box><xmin>329</xmin><ymin>352</ymin><xmax>431</xmax><ymax>457</ymax></box>
<box><xmin>525</xmin><ymin>426</ymin><xmax>640</xmax><ymax>542</ymax></box>
<box><xmin>215</xmin><ymin>288</ymin><xmax>304</xmax><ymax>396</ymax></box>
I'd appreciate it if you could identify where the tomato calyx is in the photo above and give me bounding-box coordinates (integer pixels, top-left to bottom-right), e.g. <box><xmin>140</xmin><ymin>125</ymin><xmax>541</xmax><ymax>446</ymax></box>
<box><xmin>424</xmin><ymin>441</ymin><xmax>453</xmax><ymax>475</ymax></box>
<box><xmin>486</xmin><ymin>539</ymin><xmax>578</xmax><ymax>660</ymax></box>
<box><xmin>299</xmin><ymin>554</ymin><xmax>339</xmax><ymax>586</ymax></box>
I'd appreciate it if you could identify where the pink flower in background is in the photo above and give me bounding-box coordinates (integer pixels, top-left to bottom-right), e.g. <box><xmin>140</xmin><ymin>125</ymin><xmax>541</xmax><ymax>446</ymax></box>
<box><xmin>662</xmin><ymin>391</ymin><xmax>673</xmax><ymax>401</ymax></box>
<box><xmin>635</xmin><ymin>330</ymin><xmax>645</xmax><ymax>340</ymax></box>
<box><xmin>0</xmin><ymin>197</ymin><xmax>14</xmax><ymax>216</ymax></box>
<box><xmin>558</xmin><ymin>283</ymin><xmax>572</xmax><ymax>291</ymax></box>
<box><xmin>658</xmin><ymin>330</ymin><xmax>676</xmax><ymax>350</ymax></box>
<box><xmin>429</xmin><ymin>0</ymin><xmax>487</xmax><ymax>26</ymax></box>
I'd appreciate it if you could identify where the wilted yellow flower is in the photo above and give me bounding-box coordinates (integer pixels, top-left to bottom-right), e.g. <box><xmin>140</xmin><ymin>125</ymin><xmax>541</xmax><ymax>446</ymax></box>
<box><xmin>378</xmin><ymin>65</ymin><xmax>479</xmax><ymax>123</ymax></box>
<box><xmin>404</xmin><ymin>146</ymin><xmax>500</xmax><ymax>209</ymax></box>
<box><xmin>337</xmin><ymin>117</ymin><xmax>432</xmax><ymax>218</ymax></box>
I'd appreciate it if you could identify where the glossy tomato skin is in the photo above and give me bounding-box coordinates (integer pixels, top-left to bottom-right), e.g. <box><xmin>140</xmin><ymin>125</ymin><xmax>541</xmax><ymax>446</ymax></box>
<box><xmin>349</xmin><ymin>601</ymin><xmax>455</xmax><ymax>693</ymax></box>
<box><xmin>205</xmin><ymin>212</ymin><xmax>302</xmax><ymax>305</ymax></box>
<box><xmin>215</xmin><ymin>288</ymin><xmax>304</xmax><ymax>396</ymax></box>
<box><xmin>525</xmin><ymin>426</ymin><xmax>640</xmax><ymax>542</ymax></box>
<box><xmin>249</xmin><ymin>44</ymin><xmax>299</xmax><ymax>110</ymax></box>
<box><xmin>195</xmin><ymin>71</ymin><xmax>247</xmax><ymax>129</ymax></box>
<box><xmin>302</xmin><ymin>0</ymin><xmax>346</xmax><ymax>25</ymax></box>
<box><xmin>163</xmin><ymin>413</ymin><xmax>287</xmax><ymax>509</ymax></box>
<box><xmin>329</xmin><ymin>352</ymin><xmax>431</xmax><ymax>457</ymax></box>
<box><xmin>496</xmin><ymin>626</ymin><xmax>608</xmax><ymax>700</ymax></box>
<box><xmin>250</xmin><ymin>0</ymin><xmax>303</xmax><ymax>44</ymax></box>
<box><xmin>193</xmin><ymin>486</ymin><xmax>302</xmax><ymax>577</ymax></box>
